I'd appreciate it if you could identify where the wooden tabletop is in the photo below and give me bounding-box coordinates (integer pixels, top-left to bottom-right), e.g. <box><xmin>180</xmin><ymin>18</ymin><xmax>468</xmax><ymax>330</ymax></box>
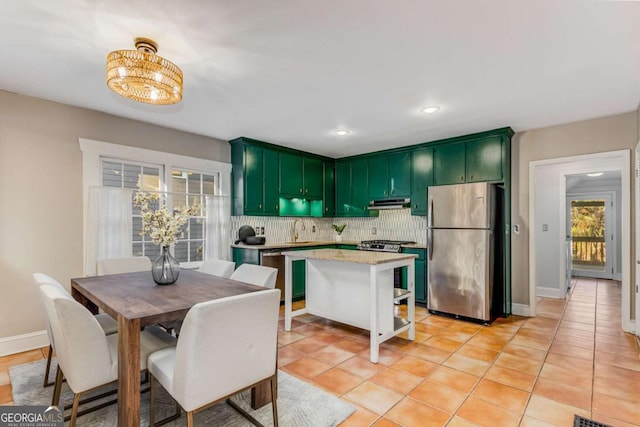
<box><xmin>71</xmin><ymin>269</ymin><xmax>267</xmax><ymax>326</ymax></box>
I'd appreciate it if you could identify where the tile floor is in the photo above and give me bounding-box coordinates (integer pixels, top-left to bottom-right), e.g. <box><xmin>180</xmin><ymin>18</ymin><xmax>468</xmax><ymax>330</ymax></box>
<box><xmin>1</xmin><ymin>277</ymin><xmax>639</xmax><ymax>426</ymax></box>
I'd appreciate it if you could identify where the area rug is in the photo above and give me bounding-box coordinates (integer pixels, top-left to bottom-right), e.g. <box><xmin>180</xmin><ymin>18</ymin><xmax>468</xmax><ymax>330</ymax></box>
<box><xmin>10</xmin><ymin>359</ymin><xmax>354</xmax><ymax>426</ymax></box>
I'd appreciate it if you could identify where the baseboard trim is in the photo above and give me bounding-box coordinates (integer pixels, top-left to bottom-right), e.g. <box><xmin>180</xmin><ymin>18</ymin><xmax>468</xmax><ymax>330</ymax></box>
<box><xmin>0</xmin><ymin>330</ymin><xmax>49</xmax><ymax>357</ymax></box>
<box><xmin>536</xmin><ymin>286</ymin><xmax>566</xmax><ymax>299</ymax></box>
<box><xmin>511</xmin><ymin>303</ymin><xmax>531</xmax><ymax>317</ymax></box>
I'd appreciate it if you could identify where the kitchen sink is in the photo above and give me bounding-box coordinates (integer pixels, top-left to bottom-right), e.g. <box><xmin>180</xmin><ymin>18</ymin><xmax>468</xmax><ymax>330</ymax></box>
<box><xmin>284</xmin><ymin>241</ymin><xmax>315</xmax><ymax>244</ymax></box>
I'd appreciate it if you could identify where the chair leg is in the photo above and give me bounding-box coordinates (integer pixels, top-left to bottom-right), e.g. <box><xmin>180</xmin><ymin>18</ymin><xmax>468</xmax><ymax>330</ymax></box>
<box><xmin>149</xmin><ymin>375</ymin><xmax>156</xmax><ymax>427</ymax></box>
<box><xmin>270</xmin><ymin>376</ymin><xmax>278</xmax><ymax>427</ymax></box>
<box><xmin>187</xmin><ymin>411</ymin><xmax>194</xmax><ymax>427</ymax></box>
<box><xmin>51</xmin><ymin>367</ymin><xmax>63</xmax><ymax>406</ymax></box>
<box><xmin>43</xmin><ymin>345</ymin><xmax>53</xmax><ymax>387</ymax></box>
<box><xmin>69</xmin><ymin>392</ymin><xmax>81</xmax><ymax>427</ymax></box>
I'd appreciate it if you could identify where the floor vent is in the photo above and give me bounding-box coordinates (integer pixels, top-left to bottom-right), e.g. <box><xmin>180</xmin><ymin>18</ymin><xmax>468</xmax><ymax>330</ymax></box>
<box><xmin>574</xmin><ymin>415</ymin><xmax>612</xmax><ymax>427</ymax></box>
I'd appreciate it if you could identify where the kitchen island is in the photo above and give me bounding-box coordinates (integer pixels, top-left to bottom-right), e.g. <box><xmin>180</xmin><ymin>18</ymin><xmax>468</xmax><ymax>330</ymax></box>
<box><xmin>282</xmin><ymin>248</ymin><xmax>417</xmax><ymax>363</ymax></box>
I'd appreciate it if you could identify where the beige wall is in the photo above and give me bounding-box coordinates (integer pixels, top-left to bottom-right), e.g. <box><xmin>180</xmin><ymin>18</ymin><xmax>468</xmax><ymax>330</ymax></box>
<box><xmin>0</xmin><ymin>90</ymin><xmax>229</xmax><ymax>338</ymax></box>
<box><xmin>511</xmin><ymin>112</ymin><xmax>637</xmax><ymax>306</ymax></box>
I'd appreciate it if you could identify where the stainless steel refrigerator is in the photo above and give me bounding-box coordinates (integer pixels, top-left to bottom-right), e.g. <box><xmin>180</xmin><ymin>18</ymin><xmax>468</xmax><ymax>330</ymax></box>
<box><xmin>427</xmin><ymin>182</ymin><xmax>497</xmax><ymax>322</ymax></box>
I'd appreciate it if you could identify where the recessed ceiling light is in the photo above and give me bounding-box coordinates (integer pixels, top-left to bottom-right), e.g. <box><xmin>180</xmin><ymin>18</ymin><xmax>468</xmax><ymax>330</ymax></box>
<box><xmin>334</xmin><ymin>129</ymin><xmax>350</xmax><ymax>136</ymax></box>
<box><xmin>420</xmin><ymin>105</ymin><xmax>440</xmax><ymax>114</ymax></box>
<box><xmin>586</xmin><ymin>172</ymin><xmax>604</xmax><ymax>177</ymax></box>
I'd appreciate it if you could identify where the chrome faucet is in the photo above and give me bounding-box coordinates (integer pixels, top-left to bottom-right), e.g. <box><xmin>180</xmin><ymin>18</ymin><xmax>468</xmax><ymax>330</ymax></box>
<box><xmin>292</xmin><ymin>219</ymin><xmax>305</xmax><ymax>242</ymax></box>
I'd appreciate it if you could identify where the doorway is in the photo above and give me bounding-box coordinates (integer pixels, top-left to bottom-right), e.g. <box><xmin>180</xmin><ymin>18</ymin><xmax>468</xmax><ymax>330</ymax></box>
<box><xmin>566</xmin><ymin>193</ymin><xmax>615</xmax><ymax>280</ymax></box>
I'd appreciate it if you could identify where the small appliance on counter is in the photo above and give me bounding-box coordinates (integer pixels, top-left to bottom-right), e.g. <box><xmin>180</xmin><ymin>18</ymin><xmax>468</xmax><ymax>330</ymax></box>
<box><xmin>235</xmin><ymin>225</ymin><xmax>265</xmax><ymax>245</ymax></box>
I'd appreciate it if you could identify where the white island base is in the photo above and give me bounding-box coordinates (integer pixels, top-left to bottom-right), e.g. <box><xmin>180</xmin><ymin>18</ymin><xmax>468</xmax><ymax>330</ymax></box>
<box><xmin>283</xmin><ymin>249</ymin><xmax>417</xmax><ymax>363</ymax></box>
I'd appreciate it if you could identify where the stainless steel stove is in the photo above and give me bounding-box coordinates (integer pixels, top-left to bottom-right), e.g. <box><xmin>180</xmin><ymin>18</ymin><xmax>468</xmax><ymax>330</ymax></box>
<box><xmin>357</xmin><ymin>239</ymin><xmax>416</xmax><ymax>253</ymax></box>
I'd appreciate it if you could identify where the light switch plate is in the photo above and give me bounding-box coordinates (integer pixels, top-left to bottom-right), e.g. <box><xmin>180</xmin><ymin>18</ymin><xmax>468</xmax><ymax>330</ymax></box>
<box><xmin>542</xmin><ymin>224</ymin><xmax>549</xmax><ymax>231</ymax></box>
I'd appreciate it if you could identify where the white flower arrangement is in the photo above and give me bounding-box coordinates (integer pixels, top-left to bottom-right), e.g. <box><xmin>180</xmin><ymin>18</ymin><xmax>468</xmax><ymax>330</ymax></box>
<box><xmin>133</xmin><ymin>192</ymin><xmax>199</xmax><ymax>247</ymax></box>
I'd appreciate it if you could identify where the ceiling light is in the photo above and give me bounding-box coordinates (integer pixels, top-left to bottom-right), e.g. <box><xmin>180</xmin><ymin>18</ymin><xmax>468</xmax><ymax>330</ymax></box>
<box><xmin>106</xmin><ymin>37</ymin><xmax>183</xmax><ymax>105</ymax></box>
<box><xmin>334</xmin><ymin>129</ymin><xmax>350</xmax><ymax>136</ymax></box>
<box><xmin>420</xmin><ymin>105</ymin><xmax>440</xmax><ymax>114</ymax></box>
<box><xmin>586</xmin><ymin>172</ymin><xmax>604</xmax><ymax>177</ymax></box>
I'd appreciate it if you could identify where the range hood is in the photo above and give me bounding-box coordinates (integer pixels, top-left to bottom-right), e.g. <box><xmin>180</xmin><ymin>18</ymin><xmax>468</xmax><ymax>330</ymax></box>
<box><xmin>367</xmin><ymin>198</ymin><xmax>410</xmax><ymax>210</ymax></box>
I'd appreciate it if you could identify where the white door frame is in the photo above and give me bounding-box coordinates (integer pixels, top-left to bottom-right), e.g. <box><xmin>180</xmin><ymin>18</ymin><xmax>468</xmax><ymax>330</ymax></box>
<box><xmin>566</xmin><ymin>192</ymin><xmax>616</xmax><ymax>280</ymax></box>
<box><xmin>529</xmin><ymin>149</ymin><xmax>632</xmax><ymax>332</ymax></box>
<box><xmin>635</xmin><ymin>141</ymin><xmax>640</xmax><ymax>328</ymax></box>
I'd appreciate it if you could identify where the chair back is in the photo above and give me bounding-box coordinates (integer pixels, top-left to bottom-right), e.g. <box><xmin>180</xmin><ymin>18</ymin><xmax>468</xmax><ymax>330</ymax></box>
<box><xmin>96</xmin><ymin>256</ymin><xmax>151</xmax><ymax>275</ymax></box>
<box><xmin>198</xmin><ymin>259</ymin><xmax>236</xmax><ymax>278</ymax></box>
<box><xmin>39</xmin><ymin>285</ymin><xmax>115</xmax><ymax>393</ymax></box>
<box><xmin>172</xmin><ymin>289</ymin><xmax>280</xmax><ymax>411</ymax></box>
<box><xmin>33</xmin><ymin>273</ymin><xmax>70</xmax><ymax>351</ymax></box>
<box><xmin>230</xmin><ymin>264</ymin><xmax>278</xmax><ymax>289</ymax></box>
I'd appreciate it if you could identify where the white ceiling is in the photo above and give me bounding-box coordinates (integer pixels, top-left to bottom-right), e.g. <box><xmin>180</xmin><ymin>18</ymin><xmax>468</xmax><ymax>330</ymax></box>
<box><xmin>1</xmin><ymin>1</ymin><xmax>639</xmax><ymax>158</ymax></box>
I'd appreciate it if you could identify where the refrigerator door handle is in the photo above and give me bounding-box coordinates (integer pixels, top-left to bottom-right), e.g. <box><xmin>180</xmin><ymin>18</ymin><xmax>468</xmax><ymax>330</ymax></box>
<box><xmin>427</xmin><ymin>196</ymin><xmax>434</xmax><ymax>260</ymax></box>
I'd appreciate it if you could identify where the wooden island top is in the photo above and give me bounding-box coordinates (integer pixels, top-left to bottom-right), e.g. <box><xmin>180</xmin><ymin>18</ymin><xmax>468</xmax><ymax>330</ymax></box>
<box><xmin>281</xmin><ymin>248</ymin><xmax>417</xmax><ymax>265</ymax></box>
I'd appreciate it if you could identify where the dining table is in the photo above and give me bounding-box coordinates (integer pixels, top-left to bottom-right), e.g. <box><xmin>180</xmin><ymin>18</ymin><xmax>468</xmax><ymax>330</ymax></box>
<box><xmin>71</xmin><ymin>269</ymin><xmax>272</xmax><ymax>427</ymax></box>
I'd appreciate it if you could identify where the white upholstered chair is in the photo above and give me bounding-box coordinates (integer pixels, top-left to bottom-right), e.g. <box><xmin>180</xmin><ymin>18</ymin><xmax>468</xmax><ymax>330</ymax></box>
<box><xmin>39</xmin><ymin>284</ymin><xmax>177</xmax><ymax>427</ymax></box>
<box><xmin>229</xmin><ymin>264</ymin><xmax>278</xmax><ymax>289</ymax></box>
<box><xmin>32</xmin><ymin>273</ymin><xmax>118</xmax><ymax>387</ymax></box>
<box><xmin>197</xmin><ymin>259</ymin><xmax>236</xmax><ymax>278</ymax></box>
<box><xmin>96</xmin><ymin>256</ymin><xmax>152</xmax><ymax>275</ymax></box>
<box><xmin>148</xmin><ymin>289</ymin><xmax>281</xmax><ymax>427</ymax></box>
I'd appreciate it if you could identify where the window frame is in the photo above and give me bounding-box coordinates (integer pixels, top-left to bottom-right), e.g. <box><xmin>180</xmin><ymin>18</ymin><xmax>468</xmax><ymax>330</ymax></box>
<box><xmin>80</xmin><ymin>138</ymin><xmax>232</xmax><ymax>274</ymax></box>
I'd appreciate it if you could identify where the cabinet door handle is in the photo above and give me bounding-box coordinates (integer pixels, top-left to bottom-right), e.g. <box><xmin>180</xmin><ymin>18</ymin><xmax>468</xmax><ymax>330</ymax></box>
<box><xmin>460</xmin><ymin>175</ymin><xmax>464</xmax><ymax>181</ymax></box>
<box><xmin>259</xmin><ymin>203</ymin><xmax>262</xmax><ymax>209</ymax></box>
<box><xmin>384</xmin><ymin>190</ymin><xmax>387</xmax><ymax>196</ymax></box>
<box><xmin>299</xmin><ymin>188</ymin><xmax>303</xmax><ymax>193</ymax></box>
<box><xmin>414</xmin><ymin>204</ymin><xmax>417</xmax><ymax>209</ymax></box>
<box><xmin>275</xmin><ymin>205</ymin><xmax>279</xmax><ymax>210</ymax></box>
<box><xmin>305</xmin><ymin>189</ymin><xmax>308</xmax><ymax>193</ymax></box>
<box><xmin>470</xmin><ymin>174</ymin><xmax>474</xmax><ymax>180</ymax></box>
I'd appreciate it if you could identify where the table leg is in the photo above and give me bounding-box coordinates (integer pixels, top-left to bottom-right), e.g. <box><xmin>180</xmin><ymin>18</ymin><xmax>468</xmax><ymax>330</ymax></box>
<box><xmin>407</xmin><ymin>262</ymin><xmax>415</xmax><ymax>340</ymax></box>
<box><xmin>250</xmin><ymin>382</ymin><xmax>272</xmax><ymax>409</ymax></box>
<box><xmin>117</xmin><ymin>316</ymin><xmax>141</xmax><ymax>427</ymax></box>
<box><xmin>369</xmin><ymin>265</ymin><xmax>379</xmax><ymax>363</ymax></box>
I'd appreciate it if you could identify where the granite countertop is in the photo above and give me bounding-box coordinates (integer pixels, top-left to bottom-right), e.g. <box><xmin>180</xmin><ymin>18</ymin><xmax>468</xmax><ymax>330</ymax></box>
<box><xmin>231</xmin><ymin>240</ymin><xmax>426</xmax><ymax>250</ymax></box>
<box><xmin>280</xmin><ymin>248</ymin><xmax>418</xmax><ymax>265</ymax></box>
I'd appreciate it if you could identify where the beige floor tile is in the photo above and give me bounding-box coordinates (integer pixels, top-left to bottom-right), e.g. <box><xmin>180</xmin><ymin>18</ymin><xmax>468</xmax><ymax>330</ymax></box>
<box><xmin>288</xmin><ymin>335</ymin><xmax>329</xmax><ymax>354</ymax></box>
<box><xmin>370</xmin><ymin>367</ymin><xmax>422</xmax><ymax>395</ymax></box>
<box><xmin>344</xmin><ymin>381</ymin><xmax>403</xmax><ymax>415</ymax></box>
<box><xmin>358</xmin><ymin>347</ymin><xmax>404</xmax><ymax>366</ymax></box>
<box><xmin>277</xmin><ymin>345</ymin><xmax>306</xmax><ymax>367</ymax></box>
<box><xmin>592</xmin><ymin>392</ymin><xmax>640</xmax><ymax>425</ymax></box>
<box><xmin>471</xmin><ymin>379</ymin><xmax>530</xmax><ymax>414</ymax></box>
<box><xmin>591</xmin><ymin>412</ymin><xmax>640</xmax><ymax>427</ymax></box>
<box><xmin>457</xmin><ymin>397</ymin><xmax>521</xmax><ymax>427</ymax></box>
<box><xmin>532</xmin><ymin>377</ymin><xmax>591</xmax><ymax>410</ymax></box>
<box><xmin>339</xmin><ymin>400</ymin><xmax>380</xmax><ymax>427</ymax></box>
<box><xmin>447</xmin><ymin>415</ymin><xmax>482</xmax><ymax>427</ymax></box>
<box><xmin>524</xmin><ymin>395</ymin><xmax>590</xmax><ymax>427</ymax></box>
<box><xmin>409</xmin><ymin>380</ymin><xmax>467</xmax><ymax>413</ymax></box>
<box><xmin>518</xmin><ymin>415</ymin><xmax>557</xmax><ymax>427</ymax></box>
<box><xmin>595</xmin><ymin>350</ymin><xmax>640</xmax><ymax>372</ymax></box>
<box><xmin>281</xmin><ymin>356</ymin><xmax>331</xmax><ymax>380</ymax></box>
<box><xmin>408</xmin><ymin>343</ymin><xmax>452</xmax><ymax>364</ymax></box>
<box><xmin>339</xmin><ymin>355</ymin><xmax>387</xmax><ymax>379</ymax></box>
<box><xmin>385</xmin><ymin>397</ymin><xmax>451</xmax><ymax>427</ymax></box>
<box><xmin>428</xmin><ymin>366</ymin><xmax>480</xmax><ymax>393</ymax></box>
<box><xmin>502</xmin><ymin>343</ymin><xmax>547</xmax><ymax>362</ymax></box>
<box><xmin>390</xmin><ymin>355</ymin><xmax>438</xmax><ymax>378</ymax></box>
<box><xmin>313</xmin><ymin>367</ymin><xmax>364</xmax><ymax>396</ymax></box>
<box><xmin>494</xmin><ymin>352</ymin><xmax>543</xmax><ymax>376</ymax></box>
<box><xmin>484</xmin><ymin>365</ymin><xmax>536</xmax><ymax>392</ymax></box>
<box><xmin>310</xmin><ymin>344</ymin><xmax>356</xmax><ymax>365</ymax></box>
<box><xmin>373</xmin><ymin>418</ymin><xmax>402</xmax><ymax>427</ymax></box>
<box><xmin>455</xmin><ymin>344</ymin><xmax>499</xmax><ymax>362</ymax></box>
<box><xmin>443</xmin><ymin>353</ymin><xmax>491</xmax><ymax>377</ymax></box>
<box><xmin>424</xmin><ymin>336</ymin><xmax>464</xmax><ymax>353</ymax></box>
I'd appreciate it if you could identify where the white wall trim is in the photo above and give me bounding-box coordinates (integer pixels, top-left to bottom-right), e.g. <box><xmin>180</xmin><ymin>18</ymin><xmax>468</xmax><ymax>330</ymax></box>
<box><xmin>511</xmin><ymin>303</ymin><xmax>531</xmax><ymax>317</ymax></box>
<box><xmin>529</xmin><ymin>149</ymin><xmax>633</xmax><ymax>333</ymax></box>
<box><xmin>0</xmin><ymin>330</ymin><xmax>49</xmax><ymax>357</ymax></box>
<box><xmin>536</xmin><ymin>286</ymin><xmax>566</xmax><ymax>299</ymax></box>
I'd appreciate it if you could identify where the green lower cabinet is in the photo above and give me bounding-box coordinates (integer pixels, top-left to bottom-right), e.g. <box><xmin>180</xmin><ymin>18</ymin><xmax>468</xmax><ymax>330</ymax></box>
<box><xmin>336</xmin><ymin>244</ymin><xmax>358</xmax><ymax>250</ymax></box>
<box><xmin>292</xmin><ymin>260</ymin><xmax>306</xmax><ymax>298</ymax></box>
<box><xmin>401</xmin><ymin>248</ymin><xmax>427</xmax><ymax>304</ymax></box>
<box><xmin>232</xmin><ymin>247</ymin><xmax>259</xmax><ymax>267</ymax></box>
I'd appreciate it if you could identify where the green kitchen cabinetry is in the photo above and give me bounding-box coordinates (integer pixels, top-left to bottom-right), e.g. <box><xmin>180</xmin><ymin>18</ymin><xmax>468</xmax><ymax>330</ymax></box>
<box><xmin>401</xmin><ymin>248</ymin><xmax>427</xmax><ymax>304</ymax></box>
<box><xmin>232</xmin><ymin>247</ymin><xmax>259</xmax><ymax>267</ymax></box>
<box><xmin>350</xmin><ymin>158</ymin><xmax>369</xmax><ymax>216</ymax></box>
<box><xmin>230</xmin><ymin>139</ymin><xmax>280</xmax><ymax>216</ymax></box>
<box><xmin>368</xmin><ymin>152</ymin><xmax>411</xmax><ymax>199</ymax></box>
<box><xmin>323</xmin><ymin>161</ymin><xmax>335</xmax><ymax>216</ymax></box>
<box><xmin>433</xmin><ymin>136</ymin><xmax>503</xmax><ymax>186</ymax></box>
<box><xmin>434</xmin><ymin>142</ymin><xmax>466</xmax><ymax>185</ymax></box>
<box><xmin>280</xmin><ymin>153</ymin><xmax>323</xmax><ymax>199</ymax></box>
<box><xmin>335</xmin><ymin>160</ymin><xmax>352</xmax><ymax>216</ymax></box>
<box><xmin>336</xmin><ymin>244</ymin><xmax>358</xmax><ymax>250</ymax></box>
<box><xmin>410</xmin><ymin>147</ymin><xmax>434</xmax><ymax>215</ymax></box>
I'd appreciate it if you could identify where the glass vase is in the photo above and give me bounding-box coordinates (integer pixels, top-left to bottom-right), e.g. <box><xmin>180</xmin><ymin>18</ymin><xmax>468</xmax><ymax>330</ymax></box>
<box><xmin>152</xmin><ymin>246</ymin><xmax>180</xmax><ymax>285</ymax></box>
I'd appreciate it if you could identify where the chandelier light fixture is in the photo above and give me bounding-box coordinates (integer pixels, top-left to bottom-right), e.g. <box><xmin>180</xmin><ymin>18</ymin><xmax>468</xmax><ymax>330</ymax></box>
<box><xmin>106</xmin><ymin>37</ymin><xmax>183</xmax><ymax>105</ymax></box>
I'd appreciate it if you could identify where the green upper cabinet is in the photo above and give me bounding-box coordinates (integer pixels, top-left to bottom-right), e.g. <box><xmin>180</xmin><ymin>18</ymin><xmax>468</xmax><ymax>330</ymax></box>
<box><xmin>323</xmin><ymin>161</ymin><xmax>335</xmax><ymax>216</ymax></box>
<box><xmin>279</xmin><ymin>153</ymin><xmax>323</xmax><ymax>199</ymax></box>
<box><xmin>434</xmin><ymin>136</ymin><xmax>503</xmax><ymax>186</ymax></box>
<box><xmin>388</xmin><ymin>152</ymin><xmax>411</xmax><ymax>197</ymax></box>
<box><xmin>350</xmin><ymin>158</ymin><xmax>369</xmax><ymax>216</ymax></box>
<box><xmin>262</xmin><ymin>149</ymin><xmax>280</xmax><ymax>215</ymax></box>
<box><xmin>279</xmin><ymin>153</ymin><xmax>303</xmax><ymax>197</ymax></box>
<box><xmin>367</xmin><ymin>155</ymin><xmax>389</xmax><ymax>199</ymax></box>
<box><xmin>367</xmin><ymin>152</ymin><xmax>411</xmax><ymax>199</ymax></box>
<box><xmin>303</xmin><ymin>157</ymin><xmax>323</xmax><ymax>198</ymax></box>
<box><xmin>434</xmin><ymin>142</ymin><xmax>466</xmax><ymax>185</ymax></box>
<box><xmin>465</xmin><ymin>136</ymin><xmax>503</xmax><ymax>182</ymax></box>
<box><xmin>335</xmin><ymin>160</ymin><xmax>352</xmax><ymax>216</ymax></box>
<box><xmin>410</xmin><ymin>147</ymin><xmax>433</xmax><ymax>215</ymax></box>
<box><xmin>230</xmin><ymin>139</ymin><xmax>280</xmax><ymax>216</ymax></box>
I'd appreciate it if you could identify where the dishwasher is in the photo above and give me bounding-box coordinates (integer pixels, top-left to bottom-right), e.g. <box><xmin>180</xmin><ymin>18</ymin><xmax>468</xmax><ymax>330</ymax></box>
<box><xmin>260</xmin><ymin>250</ymin><xmax>285</xmax><ymax>301</ymax></box>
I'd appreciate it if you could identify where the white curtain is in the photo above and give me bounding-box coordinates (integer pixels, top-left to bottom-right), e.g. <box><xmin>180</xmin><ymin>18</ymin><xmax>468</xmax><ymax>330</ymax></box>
<box><xmin>85</xmin><ymin>186</ymin><xmax>133</xmax><ymax>276</ymax></box>
<box><xmin>205</xmin><ymin>195</ymin><xmax>231</xmax><ymax>261</ymax></box>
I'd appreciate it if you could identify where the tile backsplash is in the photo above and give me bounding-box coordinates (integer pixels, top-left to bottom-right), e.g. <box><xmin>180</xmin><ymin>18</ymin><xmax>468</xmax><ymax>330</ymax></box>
<box><xmin>230</xmin><ymin>209</ymin><xmax>427</xmax><ymax>245</ymax></box>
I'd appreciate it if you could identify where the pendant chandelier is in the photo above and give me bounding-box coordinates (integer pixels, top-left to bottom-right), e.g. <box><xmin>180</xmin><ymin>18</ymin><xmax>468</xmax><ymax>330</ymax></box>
<box><xmin>106</xmin><ymin>37</ymin><xmax>183</xmax><ymax>105</ymax></box>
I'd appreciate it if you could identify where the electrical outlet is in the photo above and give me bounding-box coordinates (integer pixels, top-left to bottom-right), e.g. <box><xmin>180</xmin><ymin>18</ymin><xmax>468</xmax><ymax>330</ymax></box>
<box><xmin>260</xmin><ymin>227</ymin><xmax>265</xmax><ymax>235</ymax></box>
<box><xmin>542</xmin><ymin>224</ymin><xmax>548</xmax><ymax>232</ymax></box>
<box><xmin>312</xmin><ymin>225</ymin><xmax>316</xmax><ymax>233</ymax></box>
<box><xmin>513</xmin><ymin>224</ymin><xmax>520</xmax><ymax>234</ymax></box>
<box><xmin>372</xmin><ymin>227</ymin><xmax>377</xmax><ymax>235</ymax></box>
